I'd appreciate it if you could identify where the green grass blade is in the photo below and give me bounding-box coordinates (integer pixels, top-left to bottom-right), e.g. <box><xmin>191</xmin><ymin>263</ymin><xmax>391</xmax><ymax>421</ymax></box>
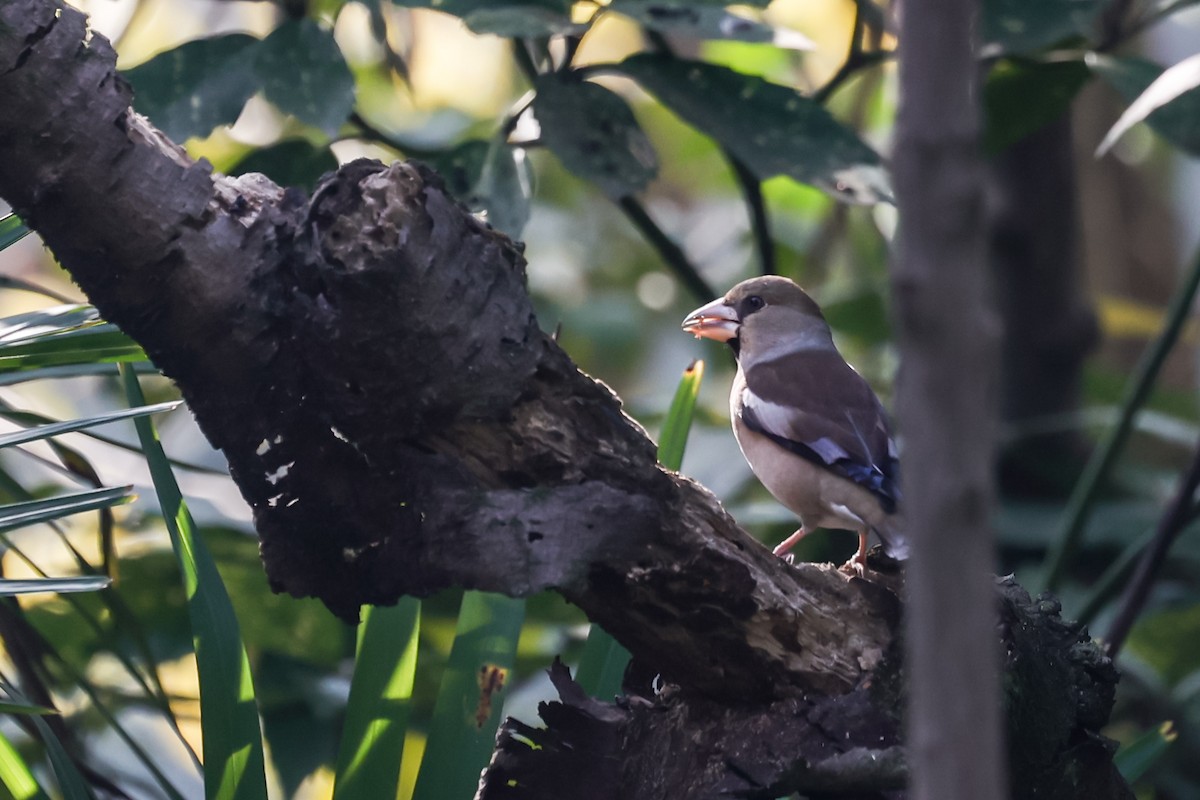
<box><xmin>0</xmin><ymin>700</ymin><xmax>56</xmax><ymax>716</ymax></box>
<box><xmin>0</xmin><ymin>306</ymin><xmax>100</xmax><ymax>343</ymax></box>
<box><xmin>411</xmin><ymin>592</ymin><xmax>525</xmax><ymax>800</ymax></box>
<box><xmin>0</xmin><ymin>401</ymin><xmax>180</xmax><ymax>449</ymax></box>
<box><xmin>0</xmin><ymin>469</ymin><xmax>201</xmax><ymax>777</ymax></box>
<box><xmin>333</xmin><ymin>598</ymin><xmax>420</xmax><ymax>800</ymax></box>
<box><xmin>0</xmin><ymin>276</ymin><xmax>75</xmax><ymax>304</ymax></box>
<box><xmin>0</xmin><ymin>486</ymin><xmax>133</xmax><ymax>534</ymax></box>
<box><xmin>658</xmin><ymin>359</ymin><xmax>705</xmax><ymax>471</ymax></box>
<box><xmin>0</xmin><ymin>402</ymin><xmax>224</xmax><ymax>475</ymax></box>
<box><xmin>0</xmin><ymin>681</ymin><xmax>92</xmax><ymax>800</ymax></box>
<box><xmin>30</xmin><ymin>715</ymin><xmax>92</xmax><ymax>800</ymax></box>
<box><xmin>1115</xmin><ymin>720</ymin><xmax>1176</xmax><ymax>783</ymax></box>
<box><xmin>120</xmin><ymin>366</ymin><xmax>267</xmax><ymax>800</ymax></box>
<box><xmin>0</xmin><ymin>214</ymin><xmax>30</xmax><ymax>251</ymax></box>
<box><xmin>0</xmin><ymin>728</ymin><xmax>50</xmax><ymax>800</ymax></box>
<box><xmin>574</xmin><ymin>629</ymin><xmax>629</xmax><ymax>699</ymax></box>
<box><xmin>0</xmin><ymin>577</ymin><xmax>111</xmax><ymax>596</ymax></box>
<box><xmin>0</xmin><ymin>363</ymin><xmax>159</xmax><ymax>387</ymax></box>
<box><xmin>0</xmin><ymin>308</ymin><xmax>145</xmax><ymax>372</ymax></box>
<box><xmin>1042</xmin><ymin>244</ymin><xmax>1200</xmax><ymax>591</ymax></box>
<box><xmin>577</xmin><ymin>360</ymin><xmax>705</xmax><ymax>699</ymax></box>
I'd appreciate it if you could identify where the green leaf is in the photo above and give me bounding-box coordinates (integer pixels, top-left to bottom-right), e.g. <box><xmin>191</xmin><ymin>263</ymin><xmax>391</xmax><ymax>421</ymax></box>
<box><xmin>0</xmin><ymin>576</ymin><xmax>111</xmax><ymax>596</ymax></box>
<box><xmin>462</xmin><ymin>7</ymin><xmax>586</xmax><ymax>36</ymax></box>
<box><xmin>0</xmin><ymin>401</ymin><xmax>179</xmax><ymax>449</ymax></box>
<box><xmin>0</xmin><ymin>307</ymin><xmax>145</xmax><ymax>373</ymax></box>
<box><xmin>333</xmin><ymin>598</ymin><xmax>420</xmax><ymax>800</ymax></box>
<box><xmin>617</xmin><ymin>54</ymin><xmax>890</xmax><ymax>204</ymax></box>
<box><xmin>0</xmin><ymin>729</ymin><xmax>50</xmax><ymax>800</ymax></box>
<box><xmin>228</xmin><ymin>139</ymin><xmax>338</xmax><ymax>191</ymax></box>
<box><xmin>255</xmin><ymin>19</ymin><xmax>356</xmax><ymax>136</ymax></box>
<box><xmin>981</xmin><ymin>0</ymin><xmax>1102</xmax><ymax>54</ymax></box>
<box><xmin>0</xmin><ymin>578</ymin><xmax>111</xmax><ymax>597</ymax></box>
<box><xmin>578</xmin><ymin>360</ymin><xmax>704</xmax><ymax>698</ymax></box>
<box><xmin>574</xmin><ymin>628</ymin><xmax>629</xmax><ymax>700</ymax></box>
<box><xmin>1125</xmin><ymin>602</ymin><xmax>1200</xmax><ymax>685</ymax></box>
<box><xmin>0</xmin><ymin>486</ymin><xmax>134</xmax><ymax>534</ymax></box>
<box><xmin>411</xmin><ymin>592</ymin><xmax>524</xmax><ymax>800</ymax></box>
<box><xmin>611</xmin><ymin>2</ymin><xmax>814</xmax><ymax>49</ymax></box>
<box><xmin>124</xmin><ymin>34</ymin><xmax>260</xmax><ymax>143</ymax></box>
<box><xmin>0</xmin><ymin>305</ymin><xmax>100</xmax><ymax>345</ymax></box>
<box><xmin>0</xmin><ymin>214</ymin><xmax>30</xmax><ymax>251</ymax></box>
<box><xmin>32</xmin><ymin>715</ymin><xmax>93</xmax><ymax>800</ymax></box>
<box><xmin>0</xmin><ymin>699</ymin><xmax>57</xmax><ymax>716</ymax></box>
<box><xmin>1115</xmin><ymin>721</ymin><xmax>1176</xmax><ymax>783</ymax></box>
<box><xmin>429</xmin><ymin>140</ymin><xmax>533</xmax><ymax>237</ymax></box>
<box><xmin>984</xmin><ymin>59</ymin><xmax>1091</xmax><ymax>153</ymax></box>
<box><xmin>534</xmin><ymin>72</ymin><xmax>658</xmax><ymax>199</ymax></box>
<box><xmin>657</xmin><ymin>359</ymin><xmax>704</xmax><ymax>471</ymax></box>
<box><xmin>120</xmin><ymin>366</ymin><xmax>268</xmax><ymax>800</ymax></box>
<box><xmin>1094</xmin><ymin>53</ymin><xmax>1200</xmax><ymax>156</ymax></box>
<box><xmin>0</xmin><ymin>682</ymin><xmax>92</xmax><ymax>800</ymax></box>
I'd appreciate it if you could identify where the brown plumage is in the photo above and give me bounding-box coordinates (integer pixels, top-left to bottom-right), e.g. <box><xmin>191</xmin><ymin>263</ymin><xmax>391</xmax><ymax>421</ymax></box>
<box><xmin>682</xmin><ymin>276</ymin><xmax>906</xmax><ymax>571</ymax></box>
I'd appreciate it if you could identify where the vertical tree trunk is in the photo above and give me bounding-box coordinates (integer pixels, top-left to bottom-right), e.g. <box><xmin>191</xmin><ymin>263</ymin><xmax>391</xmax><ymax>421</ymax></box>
<box><xmin>892</xmin><ymin>3</ymin><xmax>1008</xmax><ymax>799</ymax></box>
<box><xmin>990</xmin><ymin>116</ymin><xmax>1099</xmax><ymax>499</ymax></box>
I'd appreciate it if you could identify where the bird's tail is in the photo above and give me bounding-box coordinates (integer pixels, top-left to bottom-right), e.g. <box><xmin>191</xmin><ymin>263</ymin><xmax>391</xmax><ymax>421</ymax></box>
<box><xmin>873</xmin><ymin>515</ymin><xmax>909</xmax><ymax>561</ymax></box>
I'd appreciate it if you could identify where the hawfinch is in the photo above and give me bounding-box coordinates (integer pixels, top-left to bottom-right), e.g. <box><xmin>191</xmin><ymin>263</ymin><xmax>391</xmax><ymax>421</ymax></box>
<box><xmin>682</xmin><ymin>276</ymin><xmax>908</xmax><ymax>572</ymax></box>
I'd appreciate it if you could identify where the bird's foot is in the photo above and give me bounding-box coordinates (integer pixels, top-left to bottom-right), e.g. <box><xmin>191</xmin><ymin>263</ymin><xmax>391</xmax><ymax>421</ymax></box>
<box><xmin>838</xmin><ymin>529</ymin><xmax>870</xmax><ymax>578</ymax></box>
<box><xmin>773</xmin><ymin>527</ymin><xmax>809</xmax><ymax>558</ymax></box>
<box><xmin>838</xmin><ymin>556</ymin><xmax>867</xmax><ymax>578</ymax></box>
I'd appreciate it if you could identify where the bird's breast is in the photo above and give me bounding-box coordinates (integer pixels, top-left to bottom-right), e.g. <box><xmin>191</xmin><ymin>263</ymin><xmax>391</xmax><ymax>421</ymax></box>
<box><xmin>731</xmin><ymin>407</ymin><xmax>888</xmax><ymax>533</ymax></box>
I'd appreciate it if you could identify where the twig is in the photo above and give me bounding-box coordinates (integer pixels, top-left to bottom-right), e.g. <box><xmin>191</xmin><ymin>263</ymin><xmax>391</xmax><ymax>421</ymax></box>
<box><xmin>347</xmin><ymin>111</ymin><xmax>437</xmax><ymax>159</ymax></box>
<box><xmin>512</xmin><ymin>39</ymin><xmax>541</xmax><ymax>85</ymax></box>
<box><xmin>725</xmin><ymin>153</ymin><xmax>775</xmax><ymax>275</ymax></box>
<box><xmin>617</xmin><ymin>196</ymin><xmax>716</xmax><ymax>302</ymax></box>
<box><xmin>1073</xmin><ymin>526</ymin><xmax>1154</xmax><ymax>627</ymax></box>
<box><xmin>1096</xmin><ymin>0</ymin><xmax>1140</xmax><ymax>52</ymax></box>
<box><xmin>1104</xmin><ymin>438</ymin><xmax>1200</xmax><ymax>657</ymax></box>
<box><xmin>1042</xmin><ymin>244</ymin><xmax>1200</xmax><ymax>592</ymax></box>
<box><xmin>639</xmin><ymin>30</ymin><xmax>775</xmax><ymax>278</ymax></box>
<box><xmin>812</xmin><ymin>50</ymin><xmax>893</xmax><ymax>105</ymax></box>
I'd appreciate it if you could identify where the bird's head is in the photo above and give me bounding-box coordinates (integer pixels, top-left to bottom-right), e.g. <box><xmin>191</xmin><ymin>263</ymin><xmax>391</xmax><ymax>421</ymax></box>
<box><xmin>681</xmin><ymin>276</ymin><xmax>830</xmax><ymax>357</ymax></box>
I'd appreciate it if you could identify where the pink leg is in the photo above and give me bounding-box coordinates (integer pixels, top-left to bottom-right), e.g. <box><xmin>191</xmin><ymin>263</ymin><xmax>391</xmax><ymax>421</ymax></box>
<box><xmin>773</xmin><ymin>527</ymin><xmax>809</xmax><ymax>557</ymax></box>
<box><xmin>839</xmin><ymin>530</ymin><xmax>869</xmax><ymax>577</ymax></box>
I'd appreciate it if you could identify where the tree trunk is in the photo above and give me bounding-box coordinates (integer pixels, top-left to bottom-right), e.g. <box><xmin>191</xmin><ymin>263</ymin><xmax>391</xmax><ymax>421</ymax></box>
<box><xmin>891</xmin><ymin>1</ymin><xmax>1007</xmax><ymax>798</ymax></box>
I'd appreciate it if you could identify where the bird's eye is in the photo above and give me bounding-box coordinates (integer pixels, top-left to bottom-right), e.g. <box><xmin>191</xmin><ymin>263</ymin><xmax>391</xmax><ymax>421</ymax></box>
<box><xmin>745</xmin><ymin>295</ymin><xmax>765</xmax><ymax>312</ymax></box>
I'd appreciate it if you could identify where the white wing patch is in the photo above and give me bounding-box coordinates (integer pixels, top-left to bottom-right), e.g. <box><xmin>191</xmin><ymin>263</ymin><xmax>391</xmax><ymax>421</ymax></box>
<box><xmin>740</xmin><ymin>387</ymin><xmax>793</xmax><ymax>437</ymax></box>
<box><xmin>740</xmin><ymin>387</ymin><xmax>853</xmax><ymax>464</ymax></box>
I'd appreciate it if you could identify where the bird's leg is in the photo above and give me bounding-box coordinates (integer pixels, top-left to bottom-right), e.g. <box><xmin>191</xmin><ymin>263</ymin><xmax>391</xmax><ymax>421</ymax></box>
<box><xmin>838</xmin><ymin>530</ymin><xmax>869</xmax><ymax>577</ymax></box>
<box><xmin>773</xmin><ymin>527</ymin><xmax>809</xmax><ymax>558</ymax></box>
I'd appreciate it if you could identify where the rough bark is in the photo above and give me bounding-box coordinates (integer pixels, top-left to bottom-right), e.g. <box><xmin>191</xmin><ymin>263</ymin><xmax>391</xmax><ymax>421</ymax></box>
<box><xmin>892</xmin><ymin>3</ymin><xmax>1008</xmax><ymax>800</ymax></box>
<box><xmin>479</xmin><ymin>580</ymin><xmax>1126</xmax><ymax>800</ymax></box>
<box><xmin>0</xmin><ymin>0</ymin><xmax>1132</xmax><ymax>796</ymax></box>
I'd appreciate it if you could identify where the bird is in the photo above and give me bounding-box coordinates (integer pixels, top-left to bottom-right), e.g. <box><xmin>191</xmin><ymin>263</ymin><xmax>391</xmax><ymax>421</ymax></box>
<box><xmin>681</xmin><ymin>276</ymin><xmax>907</xmax><ymax>573</ymax></box>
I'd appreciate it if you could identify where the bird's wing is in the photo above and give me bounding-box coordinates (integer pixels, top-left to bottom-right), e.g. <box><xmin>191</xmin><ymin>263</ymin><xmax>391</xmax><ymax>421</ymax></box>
<box><xmin>739</xmin><ymin>349</ymin><xmax>900</xmax><ymax>511</ymax></box>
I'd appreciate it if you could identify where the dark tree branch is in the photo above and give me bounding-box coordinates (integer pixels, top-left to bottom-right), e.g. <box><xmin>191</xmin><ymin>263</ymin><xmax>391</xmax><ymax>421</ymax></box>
<box><xmin>725</xmin><ymin>152</ymin><xmax>776</xmax><ymax>276</ymax></box>
<box><xmin>616</xmin><ymin>196</ymin><xmax>717</xmax><ymax>302</ymax></box>
<box><xmin>1104</xmin><ymin>437</ymin><xmax>1200</xmax><ymax>656</ymax></box>
<box><xmin>0</xmin><ymin>1</ymin><xmax>1133</xmax><ymax>796</ymax></box>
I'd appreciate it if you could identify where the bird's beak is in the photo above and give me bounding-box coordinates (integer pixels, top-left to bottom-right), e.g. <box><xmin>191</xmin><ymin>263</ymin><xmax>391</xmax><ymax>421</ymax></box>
<box><xmin>682</xmin><ymin>298</ymin><xmax>739</xmax><ymax>342</ymax></box>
